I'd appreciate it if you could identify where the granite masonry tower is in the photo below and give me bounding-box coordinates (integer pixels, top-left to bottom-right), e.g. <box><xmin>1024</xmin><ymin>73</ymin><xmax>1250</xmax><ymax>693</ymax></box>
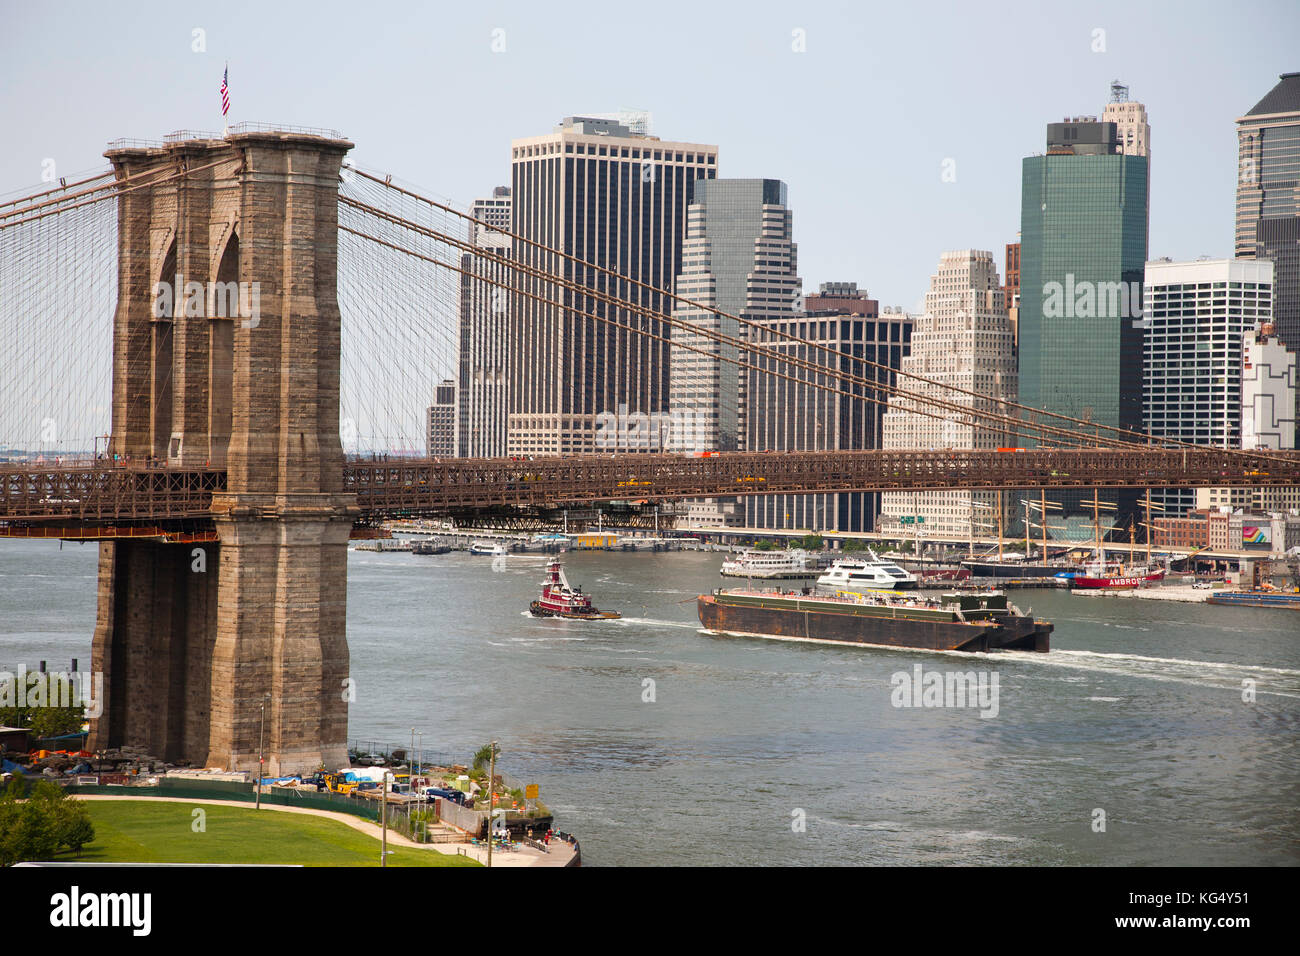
<box><xmin>89</xmin><ymin>129</ymin><xmax>356</xmax><ymax>774</ymax></box>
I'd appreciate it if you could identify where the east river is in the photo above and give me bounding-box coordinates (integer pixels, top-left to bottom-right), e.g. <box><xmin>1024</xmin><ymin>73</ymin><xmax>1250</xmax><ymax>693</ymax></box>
<box><xmin>3</xmin><ymin>539</ymin><xmax>1297</xmax><ymax>866</ymax></box>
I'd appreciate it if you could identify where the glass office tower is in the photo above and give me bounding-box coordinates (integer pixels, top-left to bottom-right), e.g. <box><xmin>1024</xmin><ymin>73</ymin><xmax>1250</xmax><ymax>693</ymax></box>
<box><xmin>669</xmin><ymin>178</ymin><xmax>800</xmax><ymax>453</ymax></box>
<box><xmin>1019</xmin><ymin>117</ymin><xmax>1149</xmax><ymax>534</ymax></box>
<box><xmin>1019</xmin><ymin>119</ymin><xmax>1149</xmax><ymax>439</ymax></box>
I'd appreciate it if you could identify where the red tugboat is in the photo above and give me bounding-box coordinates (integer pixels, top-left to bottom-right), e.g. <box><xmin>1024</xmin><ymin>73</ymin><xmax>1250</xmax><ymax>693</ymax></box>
<box><xmin>529</xmin><ymin>560</ymin><xmax>622</xmax><ymax>620</ymax></box>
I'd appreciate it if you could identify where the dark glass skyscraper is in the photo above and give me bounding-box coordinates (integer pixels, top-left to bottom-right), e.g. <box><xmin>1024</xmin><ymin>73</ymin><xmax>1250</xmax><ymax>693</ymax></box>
<box><xmin>744</xmin><ymin>297</ymin><xmax>912</xmax><ymax>532</ymax></box>
<box><xmin>507</xmin><ymin>117</ymin><xmax>718</xmax><ymax>455</ymax></box>
<box><xmin>1237</xmin><ymin>72</ymin><xmax>1300</xmax><ymax>445</ymax></box>
<box><xmin>669</xmin><ymin>178</ymin><xmax>800</xmax><ymax>453</ymax></box>
<box><xmin>1019</xmin><ymin>118</ymin><xmax>1149</xmax><ymax>439</ymax></box>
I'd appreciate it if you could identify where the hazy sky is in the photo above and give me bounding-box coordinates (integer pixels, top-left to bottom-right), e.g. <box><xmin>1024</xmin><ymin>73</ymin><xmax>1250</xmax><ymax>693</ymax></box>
<box><xmin>2</xmin><ymin>0</ymin><xmax>1297</xmax><ymax>309</ymax></box>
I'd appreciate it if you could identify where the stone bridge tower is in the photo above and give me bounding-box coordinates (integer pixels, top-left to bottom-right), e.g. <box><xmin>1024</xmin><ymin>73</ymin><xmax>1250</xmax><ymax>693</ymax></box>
<box><xmin>90</xmin><ymin>129</ymin><xmax>356</xmax><ymax>775</ymax></box>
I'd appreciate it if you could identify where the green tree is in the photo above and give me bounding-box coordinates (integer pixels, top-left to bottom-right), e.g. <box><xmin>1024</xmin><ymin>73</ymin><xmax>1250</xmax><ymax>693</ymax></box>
<box><xmin>472</xmin><ymin>743</ymin><xmax>500</xmax><ymax>772</ymax></box>
<box><xmin>0</xmin><ymin>799</ymin><xmax>57</xmax><ymax>866</ymax></box>
<box><xmin>27</xmin><ymin>706</ymin><xmax>84</xmax><ymax>739</ymax></box>
<box><xmin>0</xmin><ymin>793</ymin><xmax>20</xmax><ymax>866</ymax></box>
<box><xmin>0</xmin><ymin>782</ymin><xmax>97</xmax><ymax>865</ymax></box>
<box><xmin>28</xmin><ymin>780</ymin><xmax>65</xmax><ymax>811</ymax></box>
<box><xmin>0</xmin><ymin>773</ymin><xmax>28</xmax><ymax>799</ymax></box>
<box><xmin>56</xmin><ymin>802</ymin><xmax>95</xmax><ymax>856</ymax></box>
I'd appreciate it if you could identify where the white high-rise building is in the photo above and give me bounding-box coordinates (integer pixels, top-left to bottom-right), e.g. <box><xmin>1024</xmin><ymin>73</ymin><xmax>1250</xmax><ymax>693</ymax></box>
<box><xmin>1144</xmin><ymin>257</ymin><xmax>1273</xmax><ymax>514</ymax></box>
<box><xmin>1242</xmin><ymin>322</ymin><xmax>1297</xmax><ymax>451</ymax></box>
<box><xmin>458</xmin><ymin>189</ymin><xmax>513</xmax><ymax>458</ymax></box>
<box><xmin>878</xmin><ymin>250</ymin><xmax>1017</xmax><ymax>539</ymax></box>
<box><xmin>468</xmin><ymin>186</ymin><xmax>511</xmax><ymax>244</ymax></box>
<box><xmin>1233</xmin><ymin>322</ymin><xmax>1300</xmax><ymax>513</ymax></box>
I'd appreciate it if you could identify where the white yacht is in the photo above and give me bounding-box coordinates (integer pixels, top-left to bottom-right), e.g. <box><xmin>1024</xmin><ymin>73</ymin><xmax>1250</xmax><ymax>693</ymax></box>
<box><xmin>719</xmin><ymin>548</ymin><xmax>813</xmax><ymax>579</ymax></box>
<box><xmin>816</xmin><ymin>550</ymin><xmax>919</xmax><ymax>591</ymax></box>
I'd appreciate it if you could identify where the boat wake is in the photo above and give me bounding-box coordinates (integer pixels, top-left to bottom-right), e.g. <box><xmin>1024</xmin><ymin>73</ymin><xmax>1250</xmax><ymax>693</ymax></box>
<box><xmin>488</xmin><ymin>636</ymin><xmax>590</xmax><ymax>646</ymax></box>
<box><xmin>611</xmin><ymin>616</ymin><xmax>700</xmax><ymax>629</ymax></box>
<box><xmin>1000</xmin><ymin>647</ymin><xmax>1300</xmax><ymax>697</ymax></box>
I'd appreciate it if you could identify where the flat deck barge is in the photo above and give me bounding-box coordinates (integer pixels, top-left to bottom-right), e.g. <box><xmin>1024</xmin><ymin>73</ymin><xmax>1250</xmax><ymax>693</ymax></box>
<box><xmin>698</xmin><ymin>588</ymin><xmax>1051</xmax><ymax>653</ymax></box>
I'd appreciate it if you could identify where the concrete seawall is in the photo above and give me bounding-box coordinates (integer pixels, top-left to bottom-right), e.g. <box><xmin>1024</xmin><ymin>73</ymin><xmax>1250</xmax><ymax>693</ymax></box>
<box><xmin>1072</xmin><ymin>585</ymin><xmax>1212</xmax><ymax>603</ymax></box>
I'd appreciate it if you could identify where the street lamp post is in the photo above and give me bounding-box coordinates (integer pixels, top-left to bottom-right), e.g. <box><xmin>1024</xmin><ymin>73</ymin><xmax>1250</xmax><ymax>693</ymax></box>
<box><xmin>256</xmin><ymin>692</ymin><xmax>270</xmax><ymax>810</ymax></box>
<box><xmin>486</xmin><ymin>740</ymin><xmax>497</xmax><ymax>869</ymax></box>
<box><xmin>381</xmin><ymin>769</ymin><xmax>391</xmax><ymax>867</ymax></box>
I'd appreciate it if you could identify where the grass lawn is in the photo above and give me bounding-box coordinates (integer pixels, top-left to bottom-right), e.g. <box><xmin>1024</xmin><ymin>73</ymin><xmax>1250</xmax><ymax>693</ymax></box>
<box><xmin>50</xmin><ymin>800</ymin><xmax>480</xmax><ymax>867</ymax></box>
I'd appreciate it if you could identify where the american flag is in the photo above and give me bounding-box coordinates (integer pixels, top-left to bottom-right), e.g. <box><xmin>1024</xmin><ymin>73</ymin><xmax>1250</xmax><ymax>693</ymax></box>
<box><xmin>220</xmin><ymin>65</ymin><xmax>230</xmax><ymax>117</ymax></box>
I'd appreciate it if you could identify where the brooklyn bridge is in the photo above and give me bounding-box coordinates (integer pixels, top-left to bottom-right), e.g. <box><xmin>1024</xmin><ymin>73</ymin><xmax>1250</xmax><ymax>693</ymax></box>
<box><xmin>2</xmin><ymin>127</ymin><xmax>1296</xmax><ymax>775</ymax></box>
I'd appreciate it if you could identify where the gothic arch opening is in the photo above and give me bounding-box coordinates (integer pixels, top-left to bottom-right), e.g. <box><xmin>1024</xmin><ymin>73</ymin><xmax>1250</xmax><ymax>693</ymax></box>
<box><xmin>153</xmin><ymin>240</ymin><xmax>176</xmax><ymax>458</ymax></box>
<box><xmin>209</xmin><ymin>228</ymin><xmax>238</xmax><ymax>466</ymax></box>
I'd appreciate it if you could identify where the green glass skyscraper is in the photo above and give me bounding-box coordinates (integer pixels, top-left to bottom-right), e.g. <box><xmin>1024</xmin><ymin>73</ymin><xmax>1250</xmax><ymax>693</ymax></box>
<box><xmin>1019</xmin><ymin>119</ymin><xmax>1150</xmax><ymax>441</ymax></box>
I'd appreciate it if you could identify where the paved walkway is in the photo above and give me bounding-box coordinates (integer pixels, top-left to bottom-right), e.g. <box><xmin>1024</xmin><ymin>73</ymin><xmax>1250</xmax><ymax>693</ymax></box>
<box><xmin>74</xmin><ymin>795</ymin><xmax>576</xmax><ymax>868</ymax></box>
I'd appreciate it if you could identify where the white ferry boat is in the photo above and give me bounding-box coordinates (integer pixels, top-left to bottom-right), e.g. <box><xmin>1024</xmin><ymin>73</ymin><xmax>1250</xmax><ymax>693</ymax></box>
<box><xmin>469</xmin><ymin>541</ymin><xmax>509</xmax><ymax>556</ymax></box>
<box><xmin>816</xmin><ymin>550</ymin><xmax>919</xmax><ymax>591</ymax></box>
<box><xmin>719</xmin><ymin>548</ymin><xmax>814</xmax><ymax>579</ymax></box>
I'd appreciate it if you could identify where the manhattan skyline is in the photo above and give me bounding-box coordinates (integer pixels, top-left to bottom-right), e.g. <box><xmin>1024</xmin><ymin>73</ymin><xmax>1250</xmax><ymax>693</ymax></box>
<box><xmin>2</xmin><ymin>0</ymin><xmax>1297</xmax><ymax>311</ymax></box>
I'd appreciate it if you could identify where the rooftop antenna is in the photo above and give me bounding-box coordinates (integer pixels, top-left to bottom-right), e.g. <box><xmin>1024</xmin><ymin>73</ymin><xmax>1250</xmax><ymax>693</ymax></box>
<box><xmin>616</xmin><ymin>109</ymin><xmax>652</xmax><ymax>136</ymax></box>
<box><xmin>586</xmin><ymin>109</ymin><xmax>653</xmax><ymax>136</ymax></box>
<box><xmin>1109</xmin><ymin>79</ymin><xmax>1129</xmax><ymax>103</ymax></box>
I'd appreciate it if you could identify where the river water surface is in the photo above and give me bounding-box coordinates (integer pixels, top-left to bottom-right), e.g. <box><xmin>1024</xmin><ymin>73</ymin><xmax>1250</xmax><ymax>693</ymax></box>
<box><xmin>3</xmin><ymin>539</ymin><xmax>1297</xmax><ymax>866</ymax></box>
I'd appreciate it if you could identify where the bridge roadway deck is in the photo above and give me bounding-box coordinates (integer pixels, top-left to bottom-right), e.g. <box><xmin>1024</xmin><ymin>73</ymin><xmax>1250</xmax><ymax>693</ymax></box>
<box><xmin>0</xmin><ymin>448</ymin><xmax>1297</xmax><ymax>525</ymax></box>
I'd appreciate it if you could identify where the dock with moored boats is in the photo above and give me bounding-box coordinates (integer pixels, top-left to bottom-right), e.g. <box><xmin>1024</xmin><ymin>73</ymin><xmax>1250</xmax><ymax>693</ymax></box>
<box><xmin>357</xmin><ymin>525</ymin><xmax>690</xmax><ymax>554</ymax></box>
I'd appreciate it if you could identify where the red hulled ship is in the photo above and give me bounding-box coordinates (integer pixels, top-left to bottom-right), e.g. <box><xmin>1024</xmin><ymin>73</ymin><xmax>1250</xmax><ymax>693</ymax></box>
<box><xmin>1069</xmin><ymin>561</ymin><xmax>1165</xmax><ymax>589</ymax></box>
<box><xmin>529</xmin><ymin>560</ymin><xmax>621</xmax><ymax>620</ymax></box>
